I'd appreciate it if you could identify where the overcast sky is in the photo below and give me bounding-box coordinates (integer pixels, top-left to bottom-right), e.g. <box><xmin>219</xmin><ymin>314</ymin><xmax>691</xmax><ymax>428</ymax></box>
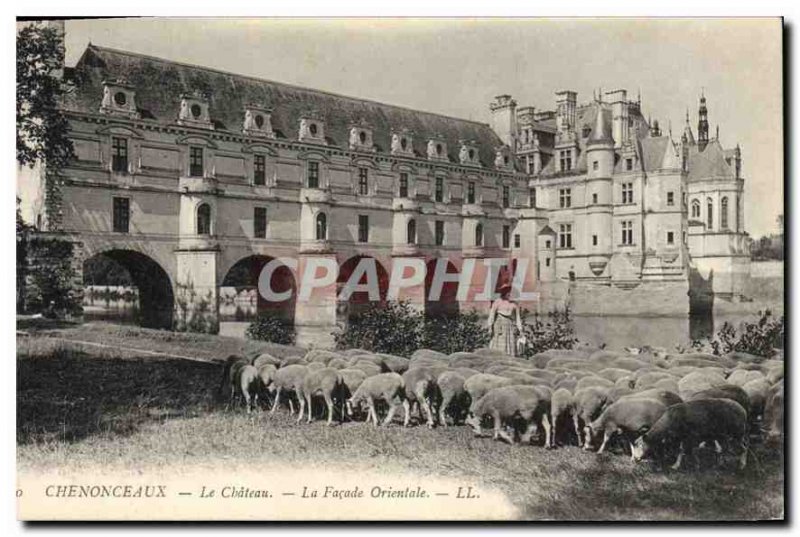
<box><xmin>63</xmin><ymin>17</ymin><xmax>782</xmax><ymax>237</ymax></box>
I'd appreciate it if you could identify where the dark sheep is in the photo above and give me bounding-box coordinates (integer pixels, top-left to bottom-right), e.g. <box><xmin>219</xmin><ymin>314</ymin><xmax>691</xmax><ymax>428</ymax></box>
<box><xmin>632</xmin><ymin>399</ymin><xmax>748</xmax><ymax>470</ymax></box>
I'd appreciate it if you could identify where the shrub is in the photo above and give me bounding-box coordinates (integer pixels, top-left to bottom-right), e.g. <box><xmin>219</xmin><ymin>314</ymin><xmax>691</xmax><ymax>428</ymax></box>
<box><xmin>246</xmin><ymin>313</ymin><xmax>295</xmax><ymax>345</ymax></box>
<box><xmin>334</xmin><ymin>301</ymin><xmax>423</xmax><ymax>357</ymax></box>
<box><xmin>519</xmin><ymin>308</ymin><xmax>578</xmax><ymax>358</ymax></box>
<box><xmin>22</xmin><ymin>235</ymin><xmax>83</xmax><ymax>317</ymax></box>
<box><xmin>421</xmin><ymin>311</ymin><xmax>491</xmax><ymax>355</ymax></box>
<box><xmin>696</xmin><ymin>310</ymin><xmax>784</xmax><ymax>358</ymax></box>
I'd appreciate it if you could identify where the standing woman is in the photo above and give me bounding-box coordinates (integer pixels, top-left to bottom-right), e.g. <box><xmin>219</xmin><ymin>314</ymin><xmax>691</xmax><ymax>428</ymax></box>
<box><xmin>487</xmin><ymin>282</ymin><xmax>523</xmax><ymax>356</ymax></box>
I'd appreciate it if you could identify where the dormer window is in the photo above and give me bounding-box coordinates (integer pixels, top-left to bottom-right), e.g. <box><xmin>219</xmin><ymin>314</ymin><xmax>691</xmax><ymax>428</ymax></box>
<box><xmin>391</xmin><ymin>130</ymin><xmax>414</xmax><ymax>157</ymax></box>
<box><xmin>299</xmin><ymin>116</ymin><xmax>326</xmax><ymax>144</ymax></box>
<box><xmin>178</xmin><ymin>92</ymin><xmax>213</xmax><ymax>130</ymax></box>
<box><xmin>427</xmin><ymin>138</ymin><xmax>448</xmax><ymax>161</ymax></box>
<box><xmin>100</xmin><ymin>79</ymin><xmax>139</xmax><ymax>119</ymax></box>
<box><xmin>243</xmin><ymin>105</ymin><xmax>275</xmax><ymax>138</ymax></box>
<box><xmin>494</xmin><ymin>146</ymin><xmax>512</xmax><ymax>170</ymax></box>
<box><xmin>349</xmin><ymin>124</ymin><xmax>374</xmax><ymax>152</ymax></box>
<box><xmin>459</xmin><ymin>141</ymin><xmax>480</xmax><ymax>166</ymax></box>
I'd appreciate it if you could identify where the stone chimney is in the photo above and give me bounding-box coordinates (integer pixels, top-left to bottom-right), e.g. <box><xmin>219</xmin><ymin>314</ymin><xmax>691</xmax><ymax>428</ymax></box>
<box><xmin>555</xmin><ymin>90</ymin><xmax>577</xmax><ymax>136</ymax></box>
<box><xmin>606</xmin><ymin>89</ymin><xmax>629</xmax><ymax>148</ymax></box>
<box><xmin>490</xmin><ymin>95</ymin><xmax>518</xmax><ymax>152</ymax></box>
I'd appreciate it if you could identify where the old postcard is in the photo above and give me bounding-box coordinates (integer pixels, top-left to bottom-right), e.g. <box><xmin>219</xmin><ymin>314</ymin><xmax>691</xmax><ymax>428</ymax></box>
<box><xmin>16</xmin><ymin>17</ymin><xmax>784</xmax><ymax>521</ymax></box>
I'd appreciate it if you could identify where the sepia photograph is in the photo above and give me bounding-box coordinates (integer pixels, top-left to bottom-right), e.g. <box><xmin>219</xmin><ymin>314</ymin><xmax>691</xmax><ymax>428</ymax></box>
<box><xmin>15</xmin><ymin>16</ymin><xmax>785</xmax><ymax>521</ymax></box>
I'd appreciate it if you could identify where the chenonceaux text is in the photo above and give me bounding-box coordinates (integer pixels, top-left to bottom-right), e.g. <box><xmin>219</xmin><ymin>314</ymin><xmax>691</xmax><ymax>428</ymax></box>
<box><xmin>45</xmin><ymin>484</ymin><xmax>167</xmax><ymax>498</ymax></box>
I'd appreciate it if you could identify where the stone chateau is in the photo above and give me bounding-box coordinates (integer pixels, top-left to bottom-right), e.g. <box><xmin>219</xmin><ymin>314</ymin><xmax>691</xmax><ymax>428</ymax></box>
<box><xmin>19</xmin><ymin>41</ymin><xmax>750</xmax><ymax>345</ymax></box>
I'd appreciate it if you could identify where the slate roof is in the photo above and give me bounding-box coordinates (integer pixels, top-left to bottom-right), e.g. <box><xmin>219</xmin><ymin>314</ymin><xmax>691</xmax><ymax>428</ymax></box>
<box><xmin>687</xmin><ymin>139</ymin><xmax>735</xmax><ymax>180</ymax></box>
<box><xmin>65</xmin><ymin>45</ymin><xmax>509</xmax><ymax>169</ymax></box>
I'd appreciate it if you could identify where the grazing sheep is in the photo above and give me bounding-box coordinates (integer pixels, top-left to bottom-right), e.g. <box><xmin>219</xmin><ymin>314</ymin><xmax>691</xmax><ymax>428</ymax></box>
<box><xmin>635</xmin><ymin>371</ymin><xmax>678</xmax><ymax>391</ymax></box>
<box><xmin>651</xmin><ymin>378</ymin><xmax>680</xmax><ymax>394</ymax></box>
<box><xmin>341</xmin><ymin>348</ymin><xmax>372</xmax><ymax>358</ymax></box>
<box><xmin>378</xmin><ymin>354</ymin><xmax>410</xmax><ymax>374</ymax></box>
<box><xmin>576</xmin><ymin>375</ymin><xmax>615</xmax><ymax>391</ymax></box>
<box><xmin>677</xmin><ymin>370</ymin><xmax>727</xmax><ymax>398</ymax></box>
<box><xmin>464</xmin><ymin>374</ymin><xmax>514</xmax><ymax>412</ymax></box>
<box><xmin>598</xmin><ymin>368</ymin><xmax>636</xmax><ymax>383</ymax></box>
<box><xmin>304</xmin><ymin>349</ymin><xmax>342</xmax><ymax>364</ymax></box>
<box><xmin>437</xmin><ymin>371</ymin><xmax>470</xmax><ymax>426</ymax></box>
<box><xmin>553</xmin><ymin>377</ymin><xmax>578</xmax><ymax>394</ymax></box>
<box><xmin>614</xmin><ymin>376</ymin><xmax>635</xmax><ymax>390</ymax></box>
<box><xmin>466</xmin><ymin>385</ymin><xmax>552</xmax><ymax>446</ymax></box>
<box><xmin>550</xmin><ymin>387</ymin><xmax>577</xmax><ymax>447</ymax></box>
<box><xmin>666</xmin><ymin>365</ymin><xmax>703</xmax><ymax>378</ymax></box>
<box><xmin>686</xmin><ymin>384</ymin><xmax>751</xmax><ymax>418</ymax></box>
<box><xmin>349</xmin><ymin>361</ymin><xmax>383</xmax><ymax>377</ymax></box>
<box><xmin>297</xmin><ymin>367</ymin><xmax>343</xmax><ymax>425</ymax></box>
<box><xmin>270</xmin><ymin>364</ymin><xmax>310</xmax><ymax>414</ymax></box>
<box><xmin>669</xmin><ymin>352</ymin><xmax>736</xmax><ymax>369</ymax></box>
<box><xmin>764</xmin><ymin>385</ymin><xmax>784</xmax><ymax>445</ymax></box>
<box><xmin>347</xmin><ymin>372</ymin><xmax>409</xmax><ymax>427</ymax></box>
<box><xmin>499</xmin><ymin>372</ymin><xmax>552</xmax><ymax>388</ymax></box>
<box><xmin>632</xmin><ymin>399</ymin><xmax>749</xmax><ymax>470</ymax></box>
<box><xmin>326</xmin><ymin>357</ymin><xmax>351</xmax><ymax>370</ymax></box>
<box><xmin>412</xmin><ymin>349</ymin><xmax>448</xmax><ymax>361</ymax></box>
<box><xmin>452</xmin><ymin>367</ymin><xmax>481</xmax><ymax>379</ymax></box>
<box><xmin>725</xmin><ymin>351</ymin><xmax>766</xmax><ymax>364</ymax></box>
<box><xmin>741</xmin><ymin>378</ymin><xmax>771</xmax><ymax>421</ymax></box>
<box><xmin>280</xmin><ymin>355</ymin><xmax>307</xmax><ymax>368</ymax></box>
<box><xmin>402</xmin><ymin>366</ymin><xmax>446</xmax><ymax>427</ymax></box>
<box><xmin>609</xmin><ymin>357</ymin><xmax>653</xmax><ymax>372</ymax></box>
<box><xmin>252</xmin><ymin>353</ymin><xmax>281</xmax><ymax>369</ymax></box>
<box><xmin>573</xmin><ymin>387</ymin><xmax>612</xmax><ymax>447</ymax></box>
<box><xmin>306</xmin><ymin>362</ymin><xmax>326</xmax><ymax>371</ymax></box>
<box><xmin>621</xmin><ymin>388</ymin><xmax>682</xmax><ymax>408</ymax></box>
<box><xmin>255</xmin><ymin>363</ymin><xmax>277</xmax><ymax>407</ymax></box>
<box><xmin>608</xmin><ymin>385</ymin><xmax>635</xmax><ymax>403</ymax></box>
<box><xmin>585</xmin><ymin>398</ymin><xmax>668</xmax><ymax>458</ymax></box>
<box><xmin>727</xmin><ymin>369</ymin><xmax>765</xmax><ymax>387</ymax></box>
<box><xmin>766</xmin><ymin>366</ymin><xmax>784</xmax><ymax>385</ymax></box>
<box><xmin>219</xmin><ymin>354</ymin><xmax>250</xmax><ymax>400</ymax></box>
<box><xmin>235</xmin><ymin>364</ymin><xmax>261</xmax><ymax>413</ymax></box>
<box><xmin>588</xmin><ymin>350</ymin><xmax>627</xmax><ymax>367</ymax></box>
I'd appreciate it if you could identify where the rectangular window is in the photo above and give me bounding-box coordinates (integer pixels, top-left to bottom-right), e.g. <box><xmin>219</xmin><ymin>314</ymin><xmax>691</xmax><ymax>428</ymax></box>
<box><xmin>189</xmin><ymin>146</ymin><xmax>204</xmax><ymax>177</ymax></box>
<box><xmin>112</xmin><ymin>197</ymin><xmax>130</xmax><ymax>233</ymax></box>
<box><xmin>622</xmin><ymin>182</ymin><xmax>633</xmax><ymax>204</ymax></box>
<box><xmin>502</xmin><ymin>225</ymin><xmax>511</xmax><ymax>248</ymax></box>
<box><xmin>502</xmin><ymin>186</ymin><xmax>510</xmax><ymax>208</ymax></box>
<box><xmin>358</xmin><ymin>167</ymin><xmax>369</xmax><ymax>195</ymax></box>
<box><xmin>559</xmin><ymin>150</ymin><xmax>572</xmax><ymax>171</ymax></box>
<box><xmin>529</xmin><ymin>187</ymin><xmax>536</xmax><ymax>208</ymax></box>
<box><xmin>435</xmin><ymin>220</ymin><xmax>445</xmax><ymax>246</ymax></box>
<box><xmin>592</xmin><ymin>192</ymin><xmax>598</xmax><ymax>204</ymax></box>
<box><xmin>111</xmin><ymin>137</ymin><xmax>128</xmax><ymax>173</ymax></box>
<box><xmin>626</xmin><ymin>158</ymin><xmax>633</xmax><ymax>171</ymax></box>
<box><xmin>399</xmin><ymin>172</ymin><xmax>409</xmax><ymax>198</ymax></box>
<box><xmin>254</xmin><ymin>207</ymin><xmax>267</xmax><ymax>239</ymax></box>
<box><xmin>559</xmin><ymin>188</ymin><xmax>572</xmax><ymax>208</ymax></box>
<box><xmin>667</xmin><ymin>231</ymin><xmax>675</xmax><ymax>245</ymax></box>
<box><xmin>592</xmin><ymin>235</ymin><xmax>598</xmax><ymax>246</ymax></box>
<box><xmin>667</xmin><ymin>191</ymin><xmax>674</xmax><ymax>206</ymax></box>
<box><xmin>592</xmin><ymin>160</ymin><xmax>598</xmax><ymax>171</ymax></box>
<box><xmin>467</xmin><ymin>182</ymin><xmax>476</xmax><ymax>204</ymax></box>
<box><xmin>558</xmin><ymin>224</ymin><xmax>573</xmax><ymax>249</ymax></box>
<box><xmin>358</xmin><ymin>215</ymin><xmax>369</xmax><ymax>243</ymax></box>
<box><xmin>435</xmin><ymin>177</ymin><xmax>444</xmax><ymax>203</ymax></box>
<box><xmin>514</xmin><ymin>234</ymin><xmax>521</xmax><ymax>248</ymax></box>
<box><xmin>621</xmin><ymin>220</ymin><xmax>634</xmax><ymax>245</ymax></box>
<box><xmin>546</xmin><ymin>257</ymin><xmax>551</xmax><ymax>267</ymax></box>
<box><xmin>254</xmin><ymin>155</ymin><xmax>266</xmax><ymax>186</ymax></box>
<box><xmin>546</xmin><ymin>239</ymin><xmax>551</xmax><ymax>249</ymax></box>
<box><xmin>307</xmin><ymin>161</ymin><xmax>320</xmax><ymax>188</ymax></box>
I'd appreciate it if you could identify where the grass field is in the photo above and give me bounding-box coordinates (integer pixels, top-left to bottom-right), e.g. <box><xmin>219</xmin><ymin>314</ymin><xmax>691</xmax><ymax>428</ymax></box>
<box><xmin>17</xmin><ymin>322</ymin><xmax>785</xmax><ymax>521</ymax></box>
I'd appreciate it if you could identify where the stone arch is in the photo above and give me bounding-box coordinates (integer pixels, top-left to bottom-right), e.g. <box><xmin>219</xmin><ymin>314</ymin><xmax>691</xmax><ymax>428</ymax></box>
<box><xmin>424</xmin><ymin>258</ymin><xmax>460</xmax><ymax>317</ymax></box>
<box><xmin>337</xmin><ymin>255</ymin><xmax>390</xmax><ymax>320</ymax></box>
<box><xmin>82</xmin><ymin>249</ymin><xmax>174</xmax><ymax>329</ymax></box>
<box><xmin>220</xmin><ymin>255</ymin><xmax>297</xmax><ymax>326</ymax></box>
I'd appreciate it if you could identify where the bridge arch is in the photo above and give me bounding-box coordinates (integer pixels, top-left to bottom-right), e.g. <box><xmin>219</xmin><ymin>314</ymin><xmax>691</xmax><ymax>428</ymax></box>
<box><xmin>82</xmin><ymin>248</ymin><xmax>175</xmax><ymax>329</ymax></box>
<box><xmin>337</xmin><ymin>255</ymin><xmax>390</xmax><ymax>320</ymax></box>
<box><xmin>221</xmin><ymin>254</ymin><xmax>297</xmax><ymax>326</ymax></box>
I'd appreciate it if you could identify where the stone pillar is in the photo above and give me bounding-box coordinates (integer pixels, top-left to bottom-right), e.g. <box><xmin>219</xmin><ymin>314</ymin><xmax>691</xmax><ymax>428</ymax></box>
<box><xmin>175</xmin><ymin>249</ymin><xmax>219</xmax><ymax>333</ymax></box>
<box><xmin>515</xmin><ymin>209</ymin><xmax>546</xmax><ymax>313</ymax></box>
<box><xmin>294</xmin><ymin>252</ymin><xmax>339</xmax><ymax>349</ymax></box>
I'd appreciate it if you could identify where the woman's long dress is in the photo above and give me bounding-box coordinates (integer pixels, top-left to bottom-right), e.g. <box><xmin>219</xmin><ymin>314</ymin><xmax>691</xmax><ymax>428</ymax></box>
<box><xmin>488</xmin><ymin>302</ymin><xmax>521</xmax><ymax>356</ymax></box>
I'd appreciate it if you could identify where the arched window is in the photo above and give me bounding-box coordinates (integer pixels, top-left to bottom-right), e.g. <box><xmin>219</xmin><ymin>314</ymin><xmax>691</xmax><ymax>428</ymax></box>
<box><xmin>475</xmin><ymin>223</ymin><xmax>484</xmax><ymax>247</ymax></box>
<box><xmin>407</xmin><ymin>219</ymin><xmax>417</xmax><ymax>245</ymax></box>
<box><xmin>691</xmin><ymin>199</ymin><xmax>700</xmax><ymax>219</ymax></box>
<box><xmin>721</xmin><ymin>197</ymin><xmax>729</xmax><ymax>229</ymax></box>
<box><xmin>707</xmin><ymin>198</ymin><xmax>713</xmax><ymax>229</ymax></box>
<box><xmin>196</xmin><ymin>203</ymin><xmax>211</xmax><ymax>235</ymax></box>
<box><xmin>315</xmin><ymin>212</ymin><xmax>327</xmax><ymax>240</ymax></box>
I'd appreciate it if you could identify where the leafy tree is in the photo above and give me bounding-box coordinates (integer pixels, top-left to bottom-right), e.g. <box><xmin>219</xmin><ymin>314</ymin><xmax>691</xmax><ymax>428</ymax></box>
<box><xmin>518</xmin><ymin>308</ymin><xmax>578</xmax><ymax>358</ymax></box>
<box><xmin>17</xmin><ymin>22</ymin><xmax>74</xmax><ymax>170</ymax></box>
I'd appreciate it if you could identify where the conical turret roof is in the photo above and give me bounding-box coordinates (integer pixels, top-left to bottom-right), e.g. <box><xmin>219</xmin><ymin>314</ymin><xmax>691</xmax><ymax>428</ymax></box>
<box><xmin>587</xmin><ymin>105</ymin><xmax>614</xmax><ymax>146</ymax></box>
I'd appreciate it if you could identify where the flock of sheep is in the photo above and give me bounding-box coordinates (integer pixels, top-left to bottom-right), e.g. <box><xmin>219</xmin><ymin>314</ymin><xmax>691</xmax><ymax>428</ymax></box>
<box><xmin>220</xmin><ymin>345</ymin><xmax>784</xmax><ymax>471</ymax></box>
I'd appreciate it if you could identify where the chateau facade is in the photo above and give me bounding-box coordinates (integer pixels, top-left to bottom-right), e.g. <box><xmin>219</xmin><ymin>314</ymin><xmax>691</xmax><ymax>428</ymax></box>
<box><xmin>20</xmin><ymin>43</ymin><xmax>750</xmax><ymax>344</ymax></box>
